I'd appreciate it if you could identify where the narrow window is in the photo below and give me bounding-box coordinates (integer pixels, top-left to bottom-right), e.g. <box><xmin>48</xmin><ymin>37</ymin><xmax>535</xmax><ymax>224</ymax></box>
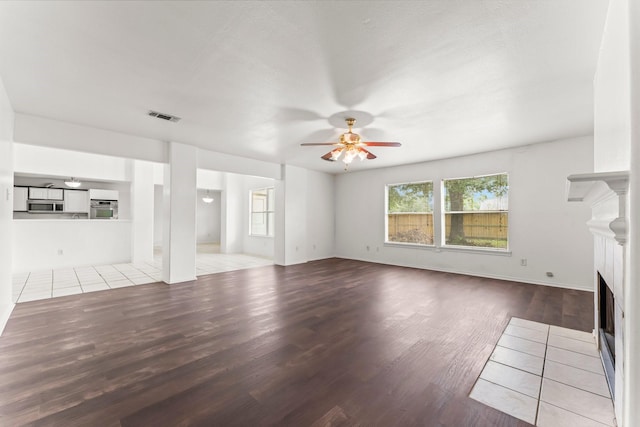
<box><xmin>386</xmin><ymin>181</ymin><xmax>434</xmax><ymax>245</ymax></box>
<box><xmin>250</xmin><ymin>187</ymin><xmax>274</xmax><ymax>237</ymax></box>
<box><xmin>442</xmin><ymin>174</ymin><xmax>508</xmax><ymax>249</ymax></box>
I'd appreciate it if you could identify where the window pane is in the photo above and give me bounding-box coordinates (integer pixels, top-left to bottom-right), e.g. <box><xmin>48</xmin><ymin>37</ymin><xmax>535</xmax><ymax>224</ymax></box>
<box><xmin>250</xmin><ymin>187</ymin><xmax>274</xmax><ymax>236</ymax></box>
<box><xmin>251</xmin><ymin>212</ymin><xmax>267</xmax><ymax>235</ymax></box>
<box><xmin>386</xmin><ymin>182</ymin><xmax>434</xmax><ymax>245</ymax></box>
<box><xmin>443</xmin><ymin>174</ymin><xmax>508</xmax><ymax>249</ymax></box>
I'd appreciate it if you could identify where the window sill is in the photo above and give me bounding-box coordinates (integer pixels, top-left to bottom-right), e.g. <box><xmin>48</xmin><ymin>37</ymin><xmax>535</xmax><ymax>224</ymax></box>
<box><xmin>384</xmin><ymin>242</ymin><xmax>512</xmax><ymax>256</ymax></box>
<box><xmin>384</xmin><ymin>242</ymin><xmax>436</xmax><ymax>250</ymax></box>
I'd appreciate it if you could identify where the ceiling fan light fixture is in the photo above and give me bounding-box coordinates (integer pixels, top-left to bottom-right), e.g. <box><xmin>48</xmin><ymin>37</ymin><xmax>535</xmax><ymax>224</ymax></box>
<box><xmin>300</xmin><ymin>117</ymin><xmax>401</xmax><ymax>170</ymax></box>
<box><xmin>342</xmin><ymin>147</ymin><xmax>358</xmax><ymax>165</ymax></box>
<box><xmin>202</xmin><ymin>190</ymin><xmax>214</xmax><ymax>203</ymax></box>
<box><xmin>330</xmin><ymin>147</ymin><xmax>343</xmax><ymax>161</ymax></box>
<box><xmin>64</xmin><ymin>177</ymin><xmax>82</xmax><ymax>188</ymax></box>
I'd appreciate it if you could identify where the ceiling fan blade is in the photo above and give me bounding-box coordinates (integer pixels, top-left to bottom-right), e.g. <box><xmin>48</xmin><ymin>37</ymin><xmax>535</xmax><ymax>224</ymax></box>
<box><xmin>361</xmin><ymin>142</ymin><xmax>401</xmax><ymax>147</ymax></box>
<box><xmin>301</xmin><ymin>142</ymin><xmax>341</xmax><ymax>146</ymax></box>
<box><xmin>321</xmin><ymin>150</ymin><xmax>337</xmax><ymax>161</ymax></box>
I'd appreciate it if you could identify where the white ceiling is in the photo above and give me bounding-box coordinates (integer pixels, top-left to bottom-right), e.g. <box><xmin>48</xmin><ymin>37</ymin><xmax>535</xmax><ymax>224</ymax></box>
<box><xmin>0</xmin><ymin>1</ymin><xmax>608</xmax><ymax>174</ymax></box>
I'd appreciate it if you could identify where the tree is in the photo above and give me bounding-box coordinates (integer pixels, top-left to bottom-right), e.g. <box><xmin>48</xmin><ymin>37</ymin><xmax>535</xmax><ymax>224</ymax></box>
<box><xmin>388</xmin><ymin>182</ymin><xmax>433</xmax><ymax>213</ymax></box>
<box><xmin>444</xmin><ymin>175</ymin><xmax>508</xmax><ymax>245</ymax></box>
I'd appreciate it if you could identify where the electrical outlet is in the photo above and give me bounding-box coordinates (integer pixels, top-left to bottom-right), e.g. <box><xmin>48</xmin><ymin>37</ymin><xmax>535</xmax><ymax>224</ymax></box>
<box><xmin>546</xmin><ymin>272</ymin><xmax>554</xmax><ymax>278</ymax></box>
<box><xmin>520</xmin><ymin>258</ymin><xmax>527</xmax><ymax>266</ymax></box>
<box><xmin>57</xmin><ymin>249</ymin><xmax>63</xmax><ymax>255</ymax></box>
<box><xmin>366</xmin><ymin>245</ymin><xmax>370</xmax><ymax>251</ymax></box>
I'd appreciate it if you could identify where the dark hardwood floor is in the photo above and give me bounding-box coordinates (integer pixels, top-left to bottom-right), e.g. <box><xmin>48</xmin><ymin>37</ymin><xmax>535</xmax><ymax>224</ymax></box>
<box><xmin>0</xmin><ymin>258</ymin><xmax>593</xmax><ymax>426</ymax></box>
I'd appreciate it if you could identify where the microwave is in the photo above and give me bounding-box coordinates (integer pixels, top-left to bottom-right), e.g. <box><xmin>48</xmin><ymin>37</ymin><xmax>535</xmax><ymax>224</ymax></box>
<box><xmin>90</xmin><ymin>199</ymin><xmax>118</xmax><ymax>219</ymax></box>
<box><xmin>28</xmin><ymin>201</ymin><xmax>64</xmax><ymax>213</ymax></box>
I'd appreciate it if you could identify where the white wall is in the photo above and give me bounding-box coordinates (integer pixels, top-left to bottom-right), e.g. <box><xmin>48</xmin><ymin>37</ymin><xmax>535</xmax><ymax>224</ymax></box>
<box><xmin>14</xmin><ymin>113</ymin><xmax>165</xmax><ymax>163</ymax></box>
<box><xmin>131</xmin><ymin>160</ymin><xmax>155</xmax><ymax>264</ymax></box>
<box><xmin>12</xmin><ymin>220</ymin><xmax>132</xmax><ymax>273</ymax></box>
<box><xmin>197</xmin><ymin>147</ymin><xmax>281</xmax><ymax>180</ymax></box>
<box><xmin>0</xmin><ymin>76</ymin><xmax>15</xmax><ymax>334</ymax></box>
<box><xmin>196</xmin><ymin>189</ymin><xmax>221</xmax><ymax>244</ymax></box>
<box><xmin>596</xmin><ymin>1</ymin><xmax>638</xmax><ymax>425</ymax></box>
<box><xmin>197</xmin><ymin>169</ymin><xmax>224</xmax><ymax>190</ymax></box>
<box><xmin>243</xmin><ymin>176</ymin><xmax>275</xmax><ymax>258</ymax></box>
<box><xmin>335</xmin><ymin>136</ymin><xmax>594</xmax><ymax>290</ymax></box>
<box><xmin>594</xmin><ymin>0</ymin><xmax>631</xmax><ymax>173</ymax></box>
<box><xmin>14</xmin><ymin>143</ymin><xmax>132</xmax><ymax>182</ymax></box>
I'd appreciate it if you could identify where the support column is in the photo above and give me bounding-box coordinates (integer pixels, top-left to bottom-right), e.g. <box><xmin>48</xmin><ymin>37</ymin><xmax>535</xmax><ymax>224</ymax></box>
<box><xmin>274</xmin><ymin>165</ymin><xmax>307</xmax><ymax>266</ymax></box>
<box><xmin>131</xmin><ymin>160</ymin><xmax>155</xmax><ymax>265</ymax></box>
<box><xmin>162</xmin><ymin>142</ymin><xmax>197</xmax><ymax>284</ymax></box>
<box><xmin>220</xmin><ymin>172</ymin><xmax>244</xmax><ymax>254</ymax></box>
<box><xmin>0</xmin><ymin>76</ymin><xmax>14</xmax><ymax>334</ymax></box>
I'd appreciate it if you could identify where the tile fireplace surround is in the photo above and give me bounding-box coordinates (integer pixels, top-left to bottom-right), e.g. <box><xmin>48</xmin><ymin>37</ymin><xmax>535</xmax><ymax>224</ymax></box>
<box><xmin>567</xmin><ymin>171</ymin><xmax>629</xmax><ymax>424</ymax></box>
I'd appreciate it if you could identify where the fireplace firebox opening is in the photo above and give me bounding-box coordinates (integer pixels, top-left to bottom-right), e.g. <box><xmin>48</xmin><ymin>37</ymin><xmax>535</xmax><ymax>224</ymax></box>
<box><xmin>598</xmin><ymin>272</ymin><xmax>615</xmax><ymax>397</ymax></box>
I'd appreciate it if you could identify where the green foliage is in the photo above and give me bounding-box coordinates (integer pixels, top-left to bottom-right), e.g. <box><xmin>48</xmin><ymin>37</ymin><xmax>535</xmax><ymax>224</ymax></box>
<box><xmin>444</xmin><ymin>174</ymin><xmax>508</xmax><ymax>211</ymax></box>
<box><xmin>388</xmin><ymin>182</ymin><xmax>433</xmax><ymax>213</ymax></box>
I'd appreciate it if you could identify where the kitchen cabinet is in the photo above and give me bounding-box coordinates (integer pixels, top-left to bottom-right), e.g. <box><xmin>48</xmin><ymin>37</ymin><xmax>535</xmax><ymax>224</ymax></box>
<box><xmin>13</xmin><ymin>187</ymin><xmax>28</xmax><ymax>211</ymax></box>
<box><xmin>64</xmin><ymin>189</ymin><xmax>89</xmax><ymax>213</ymax></box>
<box><xmin>28</xmin><ymin>187</ymin><xmax>48</xmax><ymax>200</ymax></box>
<box><xmin>89</xmin><ymin>189</ymin><xmax>119</xmax><ymax>201</ymax></box>
<box><xmin>28</xmin><ymin>187</ymin><xmax>64</xmax><ymax>200</ymax></box>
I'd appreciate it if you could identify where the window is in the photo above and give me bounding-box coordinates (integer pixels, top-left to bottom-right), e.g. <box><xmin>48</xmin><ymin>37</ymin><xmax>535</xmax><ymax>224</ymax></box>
<box><xmin>386</xmin><ymin>181</ymin><xmax>434</xmax><ymax>245</ymax></box>
<box><xmin>250</xmin><ymin>187</ymin><xmax>274</xmax><ymax>237</ymax></box>
<box><xmin>442</xmin><ymin>173</ymin><xmax>508</xmax><ymax>249</ymax></box>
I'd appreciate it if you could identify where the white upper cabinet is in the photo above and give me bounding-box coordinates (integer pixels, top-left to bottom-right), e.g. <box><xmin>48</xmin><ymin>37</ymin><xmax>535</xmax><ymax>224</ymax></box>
<box><xmin>28</xmin><ymin>187</ymin><xmax>64</xmax><ymax>200</ymax></box>
<box><xmin>47</xmin><ymin>188</ymin><xmax>63</xmax><ymax>200</ymax></box>
<box><xmin>28</xmin><ymin>187</ymin><xmax>47</xmax><ymax>199</ymax></box>
<box><xmin>13</xmin><ymin>187</ymin><xmax>28</xmax><ymax>211</ymax></box>
<box><xmin>64</xmin><ymin>189</ymin><xmax>89</xmax><ymax>213</ymax></box>
<box><xmin>89</xmin><ymin>189</ymin><xmax>119</xmax><ymax>201</ymax></box>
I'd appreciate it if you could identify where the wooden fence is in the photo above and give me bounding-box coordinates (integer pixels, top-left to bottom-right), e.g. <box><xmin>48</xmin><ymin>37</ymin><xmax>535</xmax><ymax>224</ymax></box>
<box><xmin>387</xmin><ymin>212</ymin><xmax>508</xmax><ymax>242</ymax></box>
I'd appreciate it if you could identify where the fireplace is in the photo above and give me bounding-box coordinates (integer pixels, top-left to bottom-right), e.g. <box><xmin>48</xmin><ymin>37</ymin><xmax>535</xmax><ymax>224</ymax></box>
<box><xmin>598</xmin><ymin>273</ymin><xmax>615</xmax><ymax>397</ymax></box>
<box><xmin>567</xmin><ymin>170</ymin><xmax>629</xmax><ymax>424</ymax></box>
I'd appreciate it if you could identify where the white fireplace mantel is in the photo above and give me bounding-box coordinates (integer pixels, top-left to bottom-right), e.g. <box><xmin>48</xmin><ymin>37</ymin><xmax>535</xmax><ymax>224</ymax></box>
<box><xmin>567</xmin><ymin>171</ymin><xmax>630</xmax><ymax>245</ymax></box>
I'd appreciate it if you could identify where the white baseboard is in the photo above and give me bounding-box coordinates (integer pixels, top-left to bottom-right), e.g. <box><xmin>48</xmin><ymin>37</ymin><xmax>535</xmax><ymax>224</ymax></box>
<box><xmin>337</xmin><ymin>256</ymin><xmax>593</xmax><ymax>292</ymax></box>
<box><xmin>0</xmin><ymin>303</ymin><xmax>15</xmax><ymax>336</ymax></box>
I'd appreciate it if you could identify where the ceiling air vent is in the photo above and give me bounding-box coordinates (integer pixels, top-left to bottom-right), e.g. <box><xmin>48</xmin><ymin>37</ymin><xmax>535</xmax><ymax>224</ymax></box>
<box><xmin>148</xmin><ymin>110</ymin><xmax>181</xmax><ymax>123</ymax></box>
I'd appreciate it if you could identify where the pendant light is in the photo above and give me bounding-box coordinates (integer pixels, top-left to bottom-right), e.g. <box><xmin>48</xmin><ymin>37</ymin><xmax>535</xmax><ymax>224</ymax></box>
<box><xmin>64</xmin><ymin>177</ymin><xmax>82</xmax><ymax>188</ymax></box>
<box><xmin>202</xmin><ymin>190</ymin><xmax>214</xmax><ymax>204</ymax></box>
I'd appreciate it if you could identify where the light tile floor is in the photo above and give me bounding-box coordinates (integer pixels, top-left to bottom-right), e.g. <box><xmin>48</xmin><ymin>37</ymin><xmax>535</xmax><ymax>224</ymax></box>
<box><xmin>470</xmin><ymin>317</ymin><xmax>616</xmax><ymax>426</ymax></box>
<box><xmin>13</xmin><ymin>249</ymin><xmax>273</xmax><ymax>304</ymax></box>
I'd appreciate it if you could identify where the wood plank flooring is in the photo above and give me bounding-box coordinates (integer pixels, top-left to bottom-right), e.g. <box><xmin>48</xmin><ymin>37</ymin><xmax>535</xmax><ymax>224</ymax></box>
<box><xmin>0</xmin><ymin>258</ymin><xmax>593</xmax><ymax>426</ymax></box>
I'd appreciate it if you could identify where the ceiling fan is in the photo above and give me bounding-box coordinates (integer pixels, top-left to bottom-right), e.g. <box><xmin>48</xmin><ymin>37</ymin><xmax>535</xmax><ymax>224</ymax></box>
<box><xmin>301</xmin><ymin>118</ymin><xmax>401</xmax><ymax>170</ymax></box>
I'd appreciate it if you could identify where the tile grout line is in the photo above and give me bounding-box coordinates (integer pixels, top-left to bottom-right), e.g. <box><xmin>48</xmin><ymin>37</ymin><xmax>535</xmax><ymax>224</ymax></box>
<box><xmin>533</xmin><ymin>325</ymin><xmax>551</xmax><ymax>425</ymax></box>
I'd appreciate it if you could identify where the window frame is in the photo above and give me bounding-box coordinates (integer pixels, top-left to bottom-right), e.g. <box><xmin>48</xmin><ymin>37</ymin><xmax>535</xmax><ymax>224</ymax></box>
<box><xmin>440</xmin><ymin>172</ymin><xmax>509</xmax><ymax>252</ymax></box>
<box><xmin>385</xmin><ymin>180</ymin><xmax>435</xmax><ymax>247</ymax></box>
<box><xmin>249</xmin><ymin>187</ymin><xmax>274</xmax><ymax>237</ymax></box>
